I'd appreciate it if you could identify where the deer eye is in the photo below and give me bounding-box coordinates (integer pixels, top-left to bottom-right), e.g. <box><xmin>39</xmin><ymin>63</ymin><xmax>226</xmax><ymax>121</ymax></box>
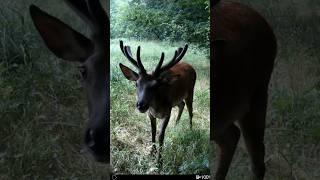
<box><xmin>78</xmin><ymin>66</ymin><xmax>87</xmax><ymax>80</ymax></box>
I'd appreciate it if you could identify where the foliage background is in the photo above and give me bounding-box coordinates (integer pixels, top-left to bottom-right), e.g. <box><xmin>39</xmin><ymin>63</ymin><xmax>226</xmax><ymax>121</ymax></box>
<box><xmin>111</xmin><ymin>0</ymin><xmax>210</xmax><ymax>48</ymax></box>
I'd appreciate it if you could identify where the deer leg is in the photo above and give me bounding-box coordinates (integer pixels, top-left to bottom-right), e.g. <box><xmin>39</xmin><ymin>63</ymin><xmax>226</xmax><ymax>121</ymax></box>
<box><xmin>175</xmin><ymin>101</ymin><xmax>185</xmax><ymax>126</ymax></box>
<box><xmin>239</xmin><ymin>91</ymin><xmax>267</xmax><ymax>179</ymax></box>
<box><xmin>148</xmin><ymin>113</ymin><xmax>157</xmax><ymax>156</ymax></box>
<box><xmin>213</xmin><ymin>124</ymin><xmax>240</xmax><ymax>180</ymax></box>
<box><xmin>157</xmin><ymin>114</ymin><xmax>171</xmax><ymax>166</ymax></box>
<box><xmin>185</xmin><ymin>91</ymin><xmax>194</xmax><ymax>129</ymax></box>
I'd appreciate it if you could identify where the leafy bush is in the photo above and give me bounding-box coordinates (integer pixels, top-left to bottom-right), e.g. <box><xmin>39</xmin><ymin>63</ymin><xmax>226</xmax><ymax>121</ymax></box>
<box><xmin>111</xmin><ymin>0</ymin><xmax>209</xmax><ymax>48</ymax></box>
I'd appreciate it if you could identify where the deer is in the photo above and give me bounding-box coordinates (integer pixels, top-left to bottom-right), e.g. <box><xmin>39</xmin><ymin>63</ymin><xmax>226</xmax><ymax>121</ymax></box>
<box><xmin>211</xmin><ymin>0</ymin><xmax>277</xmax><ymax>179</ymax></box>
<box><xmin>118</xmin><ymin>40</ymin><xmax>196</xmax><ymax>165</ymax></box>
<box><xmin>29</xmin><ymin>0</ymin><xmax>110</xmax><ymax>167</ymax></box>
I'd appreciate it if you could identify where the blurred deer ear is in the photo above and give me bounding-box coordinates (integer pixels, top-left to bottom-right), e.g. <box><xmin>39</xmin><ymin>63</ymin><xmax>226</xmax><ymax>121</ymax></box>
<box><xmin>119</xmin><ymin>63</ymin><xmax>139</xmax><ymax>81</ymax></box>
<box><xmin>30</xmin><ymin>5</ymin><xmax>93</xmax><ymax>62</ymax></box>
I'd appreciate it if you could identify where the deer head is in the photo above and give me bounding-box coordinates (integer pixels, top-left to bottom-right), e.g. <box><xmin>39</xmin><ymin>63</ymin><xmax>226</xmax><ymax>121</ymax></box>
<box><xmin>119</xmin><ymin>41</ymin><xmax>188</xmax><ymax>113</ymax></box>
<box><xmin>30</xmin><ymin>0</ymin><xmax>109</xmax><ymax>163</ymax></box>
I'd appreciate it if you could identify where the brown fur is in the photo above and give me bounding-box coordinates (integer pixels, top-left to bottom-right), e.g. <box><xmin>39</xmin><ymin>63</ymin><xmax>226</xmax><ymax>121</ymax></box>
<box><xmin>211</xmin><ymin>1</ymin><xmax>277</xmax><ymax>179</ymax></box>
<box><xmin>152</xmin><ymin>62</ymin><xmax>196</xmax><ymax>113</ymax></box>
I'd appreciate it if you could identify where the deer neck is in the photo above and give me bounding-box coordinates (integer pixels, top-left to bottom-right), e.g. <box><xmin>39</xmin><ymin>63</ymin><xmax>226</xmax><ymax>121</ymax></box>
<box><xmin>148</xmin><ymin>96</ymin><xmax>172</xmax><ymax>119</ymax></box>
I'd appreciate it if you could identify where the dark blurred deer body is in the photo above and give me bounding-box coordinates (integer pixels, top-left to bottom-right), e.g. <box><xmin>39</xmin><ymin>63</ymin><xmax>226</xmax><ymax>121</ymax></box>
<box><xmin>30</xmin><ymin>0</ymin><xmax>109</xmax><ymax>164</ymax></box>
<box><xmin>119</xmin><ymin>41</ymin><xmax>196</xmax><ymax>164</ymax></box>
<box><xmin>147</xmin><ymin>62</ymin><xmax>196</xmax><ymax>119</ymax></box>
<box><xmin>211</xmin><ymin>1</ymin><xmax>277</xmax><ymax>179</ymax></box>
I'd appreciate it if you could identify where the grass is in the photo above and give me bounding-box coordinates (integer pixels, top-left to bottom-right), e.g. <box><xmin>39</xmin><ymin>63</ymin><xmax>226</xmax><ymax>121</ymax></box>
<box><xmin>110</xmin><ymin>39</ymin><xmax>210</xmax><ymax>174</ymax></box>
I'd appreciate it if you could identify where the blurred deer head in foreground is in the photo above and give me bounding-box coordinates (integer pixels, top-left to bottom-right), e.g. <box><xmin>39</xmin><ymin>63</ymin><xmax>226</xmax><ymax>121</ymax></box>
<box><xmin>30</xmin><ymin>0</ymin><xmax>109</xmax><ymax>163</ymax></box>
<box><xmin>119</xmin><ymin>40</ymin><xmax>196</xmax><ymax>165</ymax></box>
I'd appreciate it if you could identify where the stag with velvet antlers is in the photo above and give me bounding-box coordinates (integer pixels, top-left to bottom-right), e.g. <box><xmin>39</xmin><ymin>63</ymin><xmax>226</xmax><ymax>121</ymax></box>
<box><xmin>29</xmin><ymin>0</ymin><xmax>110</xmax><ymax>165</ymax></box>
<box><xmin>119</xmin><ymin>41</ymin><xmax>196</xmax><ymax>164</ymax></box>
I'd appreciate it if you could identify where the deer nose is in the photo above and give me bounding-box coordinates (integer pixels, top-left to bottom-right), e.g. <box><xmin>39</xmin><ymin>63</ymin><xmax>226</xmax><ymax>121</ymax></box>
<box><xmin>137</xmin><ymin>101</ymin><xmax>145</xmax><ymax>108</ymax></box>
<box><xmin>136</xmin><ymin>101</ymin><xmax>148</xmax><ymax>112</ymax></box>
<box><xmin>84</xmin><ymin>128</ymin><xmax>108</xmax><ymax>163</ymax></box>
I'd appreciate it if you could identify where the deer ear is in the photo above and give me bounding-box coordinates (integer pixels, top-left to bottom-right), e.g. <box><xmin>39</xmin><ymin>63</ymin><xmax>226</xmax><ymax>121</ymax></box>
<box><xmin>119</xmin><ymin>63</ymin><xmax>139</xmax><ymax>81</ymax></box>
<box><xmin>30</xmin><ymin>5</ymin><xmax>93</xmax><ymax>62</ymax></box>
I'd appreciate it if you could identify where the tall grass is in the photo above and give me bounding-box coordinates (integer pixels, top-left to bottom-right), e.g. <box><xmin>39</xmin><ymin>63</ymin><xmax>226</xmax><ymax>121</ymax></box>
<box><xmin>110</xmin><ymin>39</ymin><xmax>210</xmax><ymax>174</ymax></box>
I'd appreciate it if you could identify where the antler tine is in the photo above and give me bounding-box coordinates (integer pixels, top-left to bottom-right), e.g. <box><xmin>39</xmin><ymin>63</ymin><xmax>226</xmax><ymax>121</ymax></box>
<box><xmin>119</xmin><ymin>40</ymin><xmax>126</xmax><ymax>54</ymax></box>
<box><xmin>155</xmin><ymin>44</ymin><xmax>188</xmax><ymax>75</ymax></box>
<box><xmin>137</xmin><ymin>46</ymin><xmax>146</xmax><ymax>74</ymax></box>
<box><xmin>166</xmin><ymin>44</ymin><xmax>188</xmax><ymax>67</ymax></box>
<box><xmin>124</xmin><ymin>46</ymin><xmax>140</xmax><ymax>70</ymax></box>
<box><xmin>177</xmin><ymin>47</ymin><xmax>183</xmax><ymax>55</ymax></box>
<box><xmin>170</xmin><ymin>49</ymin><xmax>179</xmax><ymax>64</ymax></box>
<box><xmin>154</xmin><ymin>52</ymin><xmax>165</xmax><ymax>75</ymax></box>
<box><xmin>174</xmin><ymin>44</ymin><xmax>188</xmax><ymax>63</ymax></box>
<box><xmin>120</xmin><ymin>41</ymin><xmax>138</xmax><ymax>68</ymax></box>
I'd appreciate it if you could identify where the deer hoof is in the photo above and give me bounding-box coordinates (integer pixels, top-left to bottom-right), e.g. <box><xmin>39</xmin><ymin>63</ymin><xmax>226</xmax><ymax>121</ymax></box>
<box><xmin>150</xmin><ymin>145</ymin><xmax>157</xmax><ymax>156</ymax></box>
